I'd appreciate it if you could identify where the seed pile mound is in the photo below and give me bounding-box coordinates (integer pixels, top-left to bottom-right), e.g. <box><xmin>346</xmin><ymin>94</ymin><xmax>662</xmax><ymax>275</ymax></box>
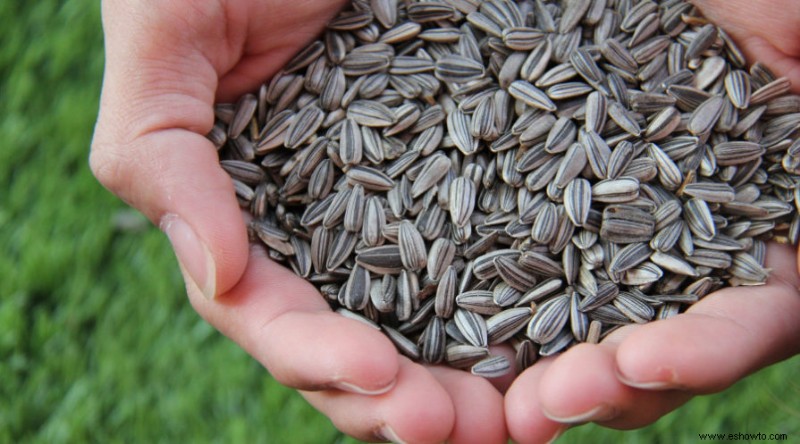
<box><xmin>209</xmin><ymin>0</ymin><xmax>800</xmax><ymax>377</ymax></box>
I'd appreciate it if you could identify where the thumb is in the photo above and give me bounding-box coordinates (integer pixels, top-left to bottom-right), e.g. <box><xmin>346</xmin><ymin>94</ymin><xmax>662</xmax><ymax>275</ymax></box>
<box><xmin>90</xmin><ymin>1</ymin><xmax>249</xmax><ymax>298</ymax></box>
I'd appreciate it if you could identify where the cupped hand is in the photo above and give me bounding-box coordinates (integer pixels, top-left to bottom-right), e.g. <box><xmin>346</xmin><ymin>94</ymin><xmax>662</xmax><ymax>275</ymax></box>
<box><xmin>90</xmin><ymin>1</ymin><xmax>507</xmax><ymax>442</ymax></box>
<box><xmin>506</xmin><ymin>242</ymin><xmax>800</xmax><ymax>442</ymax></box>
<box><xmin>506</xmin><ymin>3</ymin><xmax>800</xmax><ymax>441</ymax></box>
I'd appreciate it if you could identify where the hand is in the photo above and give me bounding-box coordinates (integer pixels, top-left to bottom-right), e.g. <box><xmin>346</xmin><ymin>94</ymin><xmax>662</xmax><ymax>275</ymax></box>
<box><xmin>505</xmin><ymin>5</ymin><xmax>800</xmax><ymax>441</ymax></box>
<box><xmin>90</xmin><ymin>1</ymin><xmax>508</xmax><ymax>442</ymax></box>
<box><xmin>506</xmin><ymin>243</ymin><xmax>800</xmax><ymax>442</ymax></box>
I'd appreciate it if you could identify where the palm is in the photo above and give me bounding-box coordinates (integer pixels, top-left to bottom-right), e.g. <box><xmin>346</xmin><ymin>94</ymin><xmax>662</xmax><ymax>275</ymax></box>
<box><xmin>212</xmin><ymin>0</ymin><xmax>350</xmax><ymax>101</ymax></box>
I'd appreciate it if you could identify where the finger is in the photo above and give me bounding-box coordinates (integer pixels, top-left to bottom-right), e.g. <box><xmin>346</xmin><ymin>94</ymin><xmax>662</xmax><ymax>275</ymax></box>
<box><xmin>729</xmin><ymin>35</ymin><xmax>800</xmax><ymax>91</ymax></box>
<box><xmin>616</xmin><ymin>242</ymin><xmax>800</xmax><ymax>392</ymax></box>
<box><xmin>302</xmin><ymin>358</ymin><xmax>455</xmax><ymax>444</ymax></box>
<box><xmin>427</xmin><ymin>366</ymin><xmax>507</xmax><ymax>444</ymax></box>
<box><xmin>691</xmin><ymin>0</ymin><xmax>800</xmax><ymax>89</ymax></box>
<box><xmin>505</xmin><ymin>358</ymin><xmax>568</xmax><ymax>444</ymax></box>
<box><xmin>92</xmin><ymin>1</ymin><xmax>248</xmax><ymax>298</ymax></box>
<box><xmin>188</xmin><ymin>245</ymin><xmax>399</xmax><ymax>394</ymax></box>
<box><xmin>536</xmin><ymin>338</ymin><xmax>691</xmax><ymax>430</ymax></box>
<box><xmin>214</xmin><ymin>0</ymin><xmax>349</xmax><ymax>101</ymax></box>
<box><xmin>691</xmin><ymin>0</ymin><xmax>800</xmax><ymax>56</ymax></box>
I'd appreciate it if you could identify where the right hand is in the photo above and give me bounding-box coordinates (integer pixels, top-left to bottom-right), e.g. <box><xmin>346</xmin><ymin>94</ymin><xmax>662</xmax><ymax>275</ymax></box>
<box><xmin>505</xmin><ymin>2</ymin><xmax>800</xmax><ymax>442</ymax></box>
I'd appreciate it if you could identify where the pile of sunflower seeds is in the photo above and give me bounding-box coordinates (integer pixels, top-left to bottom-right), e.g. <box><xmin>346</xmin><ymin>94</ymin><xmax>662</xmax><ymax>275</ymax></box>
<box><xmin>209</xmin><ymin>0</ymin><xmax>800</xmax><ymax>378</ymax></box>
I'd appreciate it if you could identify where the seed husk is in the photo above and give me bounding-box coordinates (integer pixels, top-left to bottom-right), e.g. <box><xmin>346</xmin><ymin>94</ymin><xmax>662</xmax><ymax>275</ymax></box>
<box><xmin>509</xmin><ymin>80</ymin><xmax>557</xmax><ymax>112</ymax></box>
<box><xmin>455</xmin><ymin>308</ymin><xmax>489</xmax><ymax>348</ymax></box>
<box><xmin>435</xmin><ymin>54</ymin><xmax>486</xmax><ymax>83</ymax></box>
<box><xmin>356</xmin><ymin>245</ymin><xmax>403</xmax><ymax>274</ymax></box>
<box><xmin>421</xmin><ymin>316</ymin><xmax>446</xmax><ymax>364</ymax></box>
<box><xmin>564</xmin><ymin>178</ymin><xmax>592</xmax><ymax>227</ymax></box>
<box><xmin>527</xmin><ymin>294</ymin><xmax>570</xmax><ymax>344</ymax></box>
<box><xmin>398</xmin><ymin>220</ymin><xmax>427</xmax><ymax>271</ymax></box>
<box><xmin>446</xmin><ymin>344</ymin><xmax>489</xmax><ymax>369</ymax></box>
<box><xmin>471</xmin><ymin>355</ymin><xmax>512</xmax><ymax>378</ymax></box>
<box><xmin>346</xmin><ymin>165</ymin><xmax>395</xmax><ymax>190</ymax></box>
<box><xmin>344</xmin><ymin>264</ymin><xmax>371</xmax><ymax>311</ymax></box>
<box><xmin>383</xmin><ymin>326</ymin><xmax>420</xmax><ymax>359</ymax></box>
<box><xmin>456</xmin><ymin>290</ymin><xmax>502</xmax><ymax>316</ymax></box>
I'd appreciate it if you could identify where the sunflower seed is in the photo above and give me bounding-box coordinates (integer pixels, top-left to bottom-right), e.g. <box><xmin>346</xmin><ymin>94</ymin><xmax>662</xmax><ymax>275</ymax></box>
<box><xmin>592</xmin><ymin>177</ymin><xmax>640</xmax><ymax>203</ymax></box>
<box><xmin>326</xmin><ymin>229</ymin><xmax>358</xmax><ymax>271</ymax></box>
<box><xmin>252</xmin><ymin>221</ymin><xmax>295</xmax><ymax>256</ymax></box>
<box><xmin>609</xmin><ymin>242</ymin><xmax>651</xmax><ymax>274</ymax></box>
<box><xmin>714</xmin><ymin>141</ymin><xmax>766</xmax><ymax>166</ymax></box>
<box><xmin>343</xmin><ymin>264</ymin><xmax>371</xmax><ymax>311</ymax></box>
<box><xmin>284</xmin><ymin>105</ymin><xmax>324</xmax><ymax>149</ymax></box>
<box><xmin>564</xmin><ymin>178</ymin><xmax>592</xmax><ymax>227</ymax></box>
<box><xmin>645</xmin><ymin>106</ymin><xmax>681</xmax><ymax>141</ymax></box>
<box><xmin>613</xmin><ymin>292</ymin><xmax>654</xmax><ymax>324</ymax></box>
<box><xmin>688</xmin><ymin>96</ymin><xmax>725</xmax><ymax>136</ymax></box>
<box><xmin>455</xmin><ymin>308</ymin><xmax>489</xmax><ymax>348</ymax></box>
<box><xmin>383</xmin><ymin>326</ymin><xmax>420</xmax><ymax>360</ymax></box>
<box><xmin>570</xmin><ymin>291</ymin><xmax>589</xmax><ymax>342</ymax></box>
<box><xmin>421</xmin><ymin>316</ymin><xmax>446</xmax><ymax>364</ymax></box>
<box><xmin>685</xmin><ymin>198</ymin><xmax>717</xmax><ymax>241</ymax></box>
<box><xmin>601</xmin><ymin>205</ymin><xmax>656</xmax><ymax>243</ymax></box>
<box><xmin>435</xmin><ymin>55</ymin><xmax>486</xmax><ymax>83</ymax></box>
<box><xmin>729</xmin><ymin>252</ymin><xmax>770</xmax><ymax>282</ymax></box>
<box><xmin>650</xmin><ymin>250</ymin><xmax>699</xmax><ymax>276</ymax></box>
<box><xmin>456</xmin><ymin>290</ymin><xmax>502</xmax><ymax>316</ymax></box>
<box><xmin>346</xmin><ymin>165</ymin><xmax>395</xmax><ymax>191</ymax></box>
<box><xmin>446</xmin><ymin>344</ymin><xmax>489</xmax><ymax>368</ymax></box>
<box><xmin>355</xmin><ymin>245</ymin><xmax>403</xmax><ymax>274</ymax></box>
<box><xmin>509</xmin><ymin>80</ymin><xmax>557</xmax><ymax>112</ymax></box>
<box><xmin>396</xmin><ymin>270</ymin><xmax>416</xmax><ymax>321</ymax></box>
<box><xmin>469</xmin><ymin>355</ymin><xmax>510</xmax><ymax>378</ymax></box>
<box><xmin>527</xmin><ymin>294</ymin><xmax>570</xmax><ymax>344</ymax></box>
<box><xmin>229</xmin><ymin>94</ymin><xmax>258</xmax><ymax>139</ymax></box>
<box><xmin>398</xmin><ymin>220</ymin><xmax>427</xmax><ymax>271</ymax></box>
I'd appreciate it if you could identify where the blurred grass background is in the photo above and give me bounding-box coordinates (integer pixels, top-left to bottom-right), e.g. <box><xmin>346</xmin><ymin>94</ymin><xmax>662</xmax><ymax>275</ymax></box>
<box><xmin>1</xmin><ymin>1</ymin><xmax>797</xmax><ymax>443</ymax></box>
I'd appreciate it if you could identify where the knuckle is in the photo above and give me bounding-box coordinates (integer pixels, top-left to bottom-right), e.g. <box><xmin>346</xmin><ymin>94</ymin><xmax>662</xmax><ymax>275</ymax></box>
<box><xmin>89</xmin><ymin>134</ymin><xmax>133</xmax><ymax>196</ymax></box>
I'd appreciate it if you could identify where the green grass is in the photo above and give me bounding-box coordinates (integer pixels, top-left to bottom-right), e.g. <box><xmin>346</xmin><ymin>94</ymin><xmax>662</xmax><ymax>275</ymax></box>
<box><xmin>1</xmin><ymin>1</ymin><xmax>798</xmax><ymax>443</ymax></box>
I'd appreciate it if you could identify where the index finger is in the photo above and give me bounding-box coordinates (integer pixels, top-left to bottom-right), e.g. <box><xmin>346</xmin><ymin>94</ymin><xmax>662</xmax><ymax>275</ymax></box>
<box><xmin>188</xmin><ymin>244</ymin><xmax>400</xmax><ymax>394</ymax></box>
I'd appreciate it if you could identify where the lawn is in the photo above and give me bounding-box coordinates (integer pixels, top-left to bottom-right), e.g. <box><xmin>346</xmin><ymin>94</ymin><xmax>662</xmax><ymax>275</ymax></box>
<box><xmin>1</xmin><ymin>1</ymin><xmax>797</xmax><ymax>443</ymax></box>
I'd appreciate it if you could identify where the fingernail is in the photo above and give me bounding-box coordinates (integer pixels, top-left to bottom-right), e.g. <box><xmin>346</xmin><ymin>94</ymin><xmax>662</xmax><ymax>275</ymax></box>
<box><xmin>332</xmin><ymin>378</ymin><xmax>396</xmax><ymax>396</ymax></box>
<box><xmin>544</xmin><ymin>404</ymin><xmax>616</xmax><ymax>424</ymax></box>
<box><xmin>616</xmin><ymin>366</ymin><xmax>681</xmax><ymax>390</ymax></box>
<box><xmin>617</xmin><ymin>377</ymin><xmax>675</xmax><ymax>390</ymax></box>
<box><xmin>376</xmin><ymin>425</ymin><xmax>407</xmax><ymax>444</ymax></box>
<box><xmin>161</xmin><ymin>213</ymin><xmax>216</xmax><ymax>299</ymax></box>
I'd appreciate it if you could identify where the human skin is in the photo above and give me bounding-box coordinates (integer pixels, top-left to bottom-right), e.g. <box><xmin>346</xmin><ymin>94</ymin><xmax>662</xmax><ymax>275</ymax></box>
<box><xmin>90</xmin><ymin>1</ymin><xmax>800</xmax><ymax>442</ymax></box>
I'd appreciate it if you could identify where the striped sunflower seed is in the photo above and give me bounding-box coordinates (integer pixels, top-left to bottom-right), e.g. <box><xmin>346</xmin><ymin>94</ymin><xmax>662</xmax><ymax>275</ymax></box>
<box><xmin>526</xmin><ymin>294</ymin><xmax>570</xmax><ymax>344</ymax></box>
